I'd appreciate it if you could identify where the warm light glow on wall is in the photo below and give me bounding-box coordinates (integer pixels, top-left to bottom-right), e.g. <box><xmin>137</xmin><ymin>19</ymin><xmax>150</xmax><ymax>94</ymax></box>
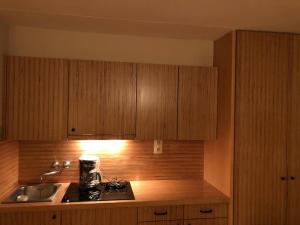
<box><xmin>79</xmin><ymin>140</ymin><xmax>126</xmax><ymax>155</ymax></box>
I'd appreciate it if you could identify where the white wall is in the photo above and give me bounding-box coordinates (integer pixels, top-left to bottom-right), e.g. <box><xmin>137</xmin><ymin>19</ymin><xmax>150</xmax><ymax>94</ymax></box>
<box><xmin>0</xmin><ymin>23</ymin><xmax>8</xmax><ymax>139</ymax></box>
<box><xmin>8</xmin><ymin>26</ymin><xmax>213</xmax><ymax>66</ymax></box>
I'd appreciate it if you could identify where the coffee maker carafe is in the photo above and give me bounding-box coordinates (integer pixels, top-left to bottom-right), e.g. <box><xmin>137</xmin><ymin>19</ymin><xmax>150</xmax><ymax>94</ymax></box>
<box><xmin>79</xmin><ymin>155</ymin><xmax>101</xmax><ymax>189</ymax></box>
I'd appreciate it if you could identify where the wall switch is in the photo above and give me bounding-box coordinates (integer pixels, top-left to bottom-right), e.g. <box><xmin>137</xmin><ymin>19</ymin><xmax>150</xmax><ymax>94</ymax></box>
<box><xmin>154</xmin><ymin>140</ymin><xmax>163</xmax><ymax>154</ymax></box>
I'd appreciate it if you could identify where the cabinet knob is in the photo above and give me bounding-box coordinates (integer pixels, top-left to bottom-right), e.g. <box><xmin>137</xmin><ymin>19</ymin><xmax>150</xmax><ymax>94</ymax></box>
<box><xmin>280</xmin><ymin>177</ymin><xmax>286</xmax><ymax>181</ymax></box>
<box><xmin>71</xmin><ymin>128</ymin><xmax>76</xmax><ymax>132</ymax></box>
<box><xmin>52</xmin><ymin>214</ymin><xmax>57</xmax><ymax>220</ymax></box>
<box><xmin>290</xmin><ymin>176</ymin><xmax>296</xmax><ymax>180</ymax></box>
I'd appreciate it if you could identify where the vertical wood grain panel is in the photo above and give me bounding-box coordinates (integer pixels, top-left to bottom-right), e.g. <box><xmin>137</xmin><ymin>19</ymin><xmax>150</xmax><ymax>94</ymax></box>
<box><xmin>6</xmin><ymin>56</ymin><xmax>68</xmax><ymax>140</ymax></box>
<box><xmin>0</xmin><ymin>141</ymin><xmax>18</xmax><ymax>201</ymax></box>
<box><xmin>136</xmin><ymin>64</ymin><xmax>178</xmax><ymax>139</ymax></box>
<box><xmin>100</xmin><ymin>62</ymin><xmax>136</xmax><ymax>136</ymax></box>
<box><xmin>287</xmin><ymin>35</ymin><xmax>300</xmax><ymax>225</ymax></box>
<box><xmin>19</xmin><ymin>140</ymin><xmax>203</xmax><ymax>183</ymax></box>
<box><xmin>205</xmin><ymin>31</ymin><xmax>236</xmax><ymax>225</ymax></box>
<box><xmin>234</xmin><ymin>31</ymin><xmax>289</xmax><ymax>225</ymax></box>
<box><xmin>68</xmin><ymin>60</ymin><xmax>104</xmax><ymax>136</ymax></box>
<box><xmin>178</xmin><ymin>66</ymin><xmax>217</xmax><ymax>140</ymax></box>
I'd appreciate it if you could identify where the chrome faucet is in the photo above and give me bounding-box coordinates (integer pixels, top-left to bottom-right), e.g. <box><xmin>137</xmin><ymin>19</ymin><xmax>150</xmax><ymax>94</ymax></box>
<box><xmin>40</xmin><ymin>161</ymin><xmax>70</xmax><ymax>183</ymax></box>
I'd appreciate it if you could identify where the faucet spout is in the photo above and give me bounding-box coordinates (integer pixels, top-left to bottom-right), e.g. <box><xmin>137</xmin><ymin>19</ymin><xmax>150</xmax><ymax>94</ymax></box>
<box><xmin>40</xmin><ymin>170</ymin><xmax>61</xmax><ymax>183</ymax></box>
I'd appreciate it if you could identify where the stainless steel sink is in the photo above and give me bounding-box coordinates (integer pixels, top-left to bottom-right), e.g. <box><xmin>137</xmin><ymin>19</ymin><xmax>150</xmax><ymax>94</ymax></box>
<box><xmin>2</xmin><ymin>184</ymin><xmax>61</xmax><ymax>203</ymax></box>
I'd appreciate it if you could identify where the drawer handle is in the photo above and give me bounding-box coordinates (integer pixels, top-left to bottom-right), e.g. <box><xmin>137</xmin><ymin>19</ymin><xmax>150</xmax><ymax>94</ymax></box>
<box><xmin>200</xmin><ymin>209</ymin><xmax>213</xmax><ymax>213</ymax></box>
<box><xmin>154</xmin><ymin>211</ymin><xmax>168</xmax><ymax>216</ymax></box>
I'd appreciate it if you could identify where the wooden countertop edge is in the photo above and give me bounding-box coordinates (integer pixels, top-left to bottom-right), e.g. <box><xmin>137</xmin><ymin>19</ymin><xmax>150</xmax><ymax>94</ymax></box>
<box><xmin>0</xmin><ymin>180</ymin><xmax>229</xmax><ymax>212</ymax></box>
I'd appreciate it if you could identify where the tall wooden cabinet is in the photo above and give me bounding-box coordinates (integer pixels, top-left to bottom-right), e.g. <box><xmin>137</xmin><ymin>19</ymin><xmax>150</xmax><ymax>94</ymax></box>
<box><xmin>287</xmin><ymin>35</ymin><xmax>300</xmax><ymax>225</ymax></box>
<box><xmin>211</xmin><ymin>31</ymin><xmax>300</xmax><ymax>225</ymax></box>
<box><xmin>6</xmin><ymin>56</ymin><xmax>68</xmax><ymax>140</ymax></box>
<box><xmin>234</xmin><ymin>31</ymin><xmax>289</xmax><ymax>225</ymax></box>
<box><xmin>68</xmin><ymin>60</ymin><xmax>136</xmax><ymax>138</ymax></box>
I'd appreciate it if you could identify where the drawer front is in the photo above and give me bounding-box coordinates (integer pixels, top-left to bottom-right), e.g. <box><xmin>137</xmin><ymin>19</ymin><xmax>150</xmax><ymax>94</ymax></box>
<box><xmin>138</xmin><ymin>206</ymin><xmax>184</xmax><ymax>222</ymax></box>
<box><xmin>184</xmin><ymin>218</ymin><xmax>227</xmax><ymax>225</ymax></box>
<box><xmin>184</xmin><ymin>204</ymin><xmax>227</xmax><ymax>219</ymax></box>
<box><xmin>139</xmin><ymin>220</ymin><xmax>183</xmax><ymax>225</ymax></box>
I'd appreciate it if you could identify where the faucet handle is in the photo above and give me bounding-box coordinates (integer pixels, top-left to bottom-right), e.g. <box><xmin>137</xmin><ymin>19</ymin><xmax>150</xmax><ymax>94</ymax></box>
<box><xmin>51</xmin><ymin>161</ymin><xmax>61</xmax><ymax>170</ymax></box>
<box><xmin>63</xmin><ymin>161</ymin><xmax>71</xmax><ymax>169</ymax></box>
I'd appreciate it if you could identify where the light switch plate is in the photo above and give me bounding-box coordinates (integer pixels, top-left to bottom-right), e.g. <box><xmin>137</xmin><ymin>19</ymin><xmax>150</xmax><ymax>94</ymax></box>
<box><xmin>154</xmin><ymin>140</ymin><xmax>163</xmax><ymax>154</ymax></box>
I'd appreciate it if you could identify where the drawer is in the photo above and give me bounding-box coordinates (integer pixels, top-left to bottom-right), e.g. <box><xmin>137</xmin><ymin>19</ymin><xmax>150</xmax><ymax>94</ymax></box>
<box><xmin>138</xmin><ymin>205</ymin><xmax>184</xmax><ymax>222</ymax></box>
<box><xmin>139</xmin><ymin>220</ymin><xmax>183</xmax><ymax>225</ymax></box>
<box><xmin>184</xmin><ymin>204</ymin><xmax>227</xmax><ymax>219</ymax></box>
<box><xmin>184</xmin><ymin>218</ymin><xmax>227</xmax><ymax>225</ymax></box>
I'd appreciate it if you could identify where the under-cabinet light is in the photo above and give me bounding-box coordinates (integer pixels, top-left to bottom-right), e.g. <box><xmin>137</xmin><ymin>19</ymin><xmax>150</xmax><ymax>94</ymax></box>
<box><xmin>79</xmin><ymin>140</ymin><xmax>126</xmax><ymax>155</ymax></box>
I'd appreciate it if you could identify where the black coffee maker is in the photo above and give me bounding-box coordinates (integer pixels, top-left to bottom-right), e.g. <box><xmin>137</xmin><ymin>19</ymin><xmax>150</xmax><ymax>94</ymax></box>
<box><xmin>79</xmin><ymin>155</ymin><xmax>101</xmax><ymax>190</ymax></box>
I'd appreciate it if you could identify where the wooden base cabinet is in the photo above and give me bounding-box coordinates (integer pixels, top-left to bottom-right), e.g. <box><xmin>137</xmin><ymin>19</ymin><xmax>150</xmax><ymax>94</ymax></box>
<box><xmin>61</xmin><ymin>207</ymin><xmax>137</xmax><ymax>225</ymax></box>
<box><xmin>184</xmin><ymin>219</ymin><xmax>226</xmax><ymax>225</ymax></box>
<box><xmin>139</xmin><ymin>221</ymin><xmax>183</xmax><ymax>225</ymax></box>
<box><xmin>0</xmin><ymin>211</ymin><xmax>60</xmax><ymax>225</ymax></box>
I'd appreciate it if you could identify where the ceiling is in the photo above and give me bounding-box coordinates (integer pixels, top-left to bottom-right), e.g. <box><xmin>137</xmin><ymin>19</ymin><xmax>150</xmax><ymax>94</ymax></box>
<box><xmin>0</xmin><ymin>0</ymin><xmax>300</xmax><ymax>40</ymax></box>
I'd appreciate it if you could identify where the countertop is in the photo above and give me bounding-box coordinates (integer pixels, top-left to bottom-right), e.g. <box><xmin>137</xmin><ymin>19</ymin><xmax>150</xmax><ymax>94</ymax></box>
<box><xmin>0</xmin><ymin>180</ymin><xmax>229</xmax><ymax>212</ymax></box>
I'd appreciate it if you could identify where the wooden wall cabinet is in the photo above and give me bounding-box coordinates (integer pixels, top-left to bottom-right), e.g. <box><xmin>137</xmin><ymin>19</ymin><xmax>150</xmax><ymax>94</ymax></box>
<box><xmin>136</xmin><ymin>64</ymin><xmax>178</xmax><ymax>140</ymax></box>
<box><xmin>6</xmin><ymin>56</ymin><xmax>68</xmax><ymax>140</ymax></box>
<box><xmin>0</xmin><ymin>211</ymin><xmax>60</xmax><ymax>225</ymax></box>
<box><xmin>68</xmin><ymin>60</ymin><xmax>136</xmax><ymax>138</ymax></box>
<box><xmin>5</xmin><ymin>57</ymin><xmax>218</xmax><ymax>141</ymax></box>
<box><xmin>178</xmin><ymin>66</ymin><xmax>217</xmax><ymax>140</ymax></box>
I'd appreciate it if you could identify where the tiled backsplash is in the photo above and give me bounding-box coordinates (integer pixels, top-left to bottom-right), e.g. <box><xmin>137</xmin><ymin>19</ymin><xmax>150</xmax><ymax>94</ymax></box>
<box><xmin>19</xmin><ymin>140</ymin><xmax>204</xmax><ymax>183</ymax></box>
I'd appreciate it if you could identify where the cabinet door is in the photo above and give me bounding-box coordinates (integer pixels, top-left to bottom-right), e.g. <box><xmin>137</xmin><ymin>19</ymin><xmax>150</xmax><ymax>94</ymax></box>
<box><xmin>287</xmin><ymin>35</ymin><xmax>300</xmax><ymax>225</ymax></box>
<box><xmin>68</xmin><ymin>60</ymin><xmax>136</xmax><ymax>138</ymax></box>
<box><xmin>184</xmin><ymin>219</ymin><xmax>226</xmax><ymax>225</ymax></box>
<box><xmin>0</xmin><ymin>211</ymin><xmax>60</xmax><ymax>225</ymax></box>
<box><xmin>62</xmin><ymin>208</ymin><xmax>109</xmax><ymax>225</ymax></box>
<box><xmin>178</xmin><ymin>66</ymin><xmax>217</xmax><ymax>140</ymax></box>
<box><xmin>61</xmin><ymin>208</ymin><xmax>137</xmax><ymax>225</ymax></box>
<box><xmin>234</xmin><ymin>31</ymin><xmax>289</xmax><ymax>225</ymax></box>
<box><xmin>68</xmin><ymin>60</ymin><xmax>104</xmax><ymax>136</ymax></box>
<box><xmin>100</xmin><ymin>62</ymin><xmax>136</xmax><ymax>137</ymax></box>
<box><xmin>136</xmin><ymin>64</ymin><xmax>178</xmax><ymax>139</ymax></box>
<box><xmin>139</xmin><ymin>221</ymin><xmax>183</xmax><ymax>225</ymax></box>
<box><xmin>6</xmin><ymin>56</ymin><xmax>68</xmax><ymax>140</ymax></box>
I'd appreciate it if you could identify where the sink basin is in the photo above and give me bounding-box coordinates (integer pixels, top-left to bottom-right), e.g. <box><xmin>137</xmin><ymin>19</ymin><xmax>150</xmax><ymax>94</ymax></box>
<box><xmin>2</xmin><ymin>184</ymin><xmax>61</xmax><ymax>203</ymax></box>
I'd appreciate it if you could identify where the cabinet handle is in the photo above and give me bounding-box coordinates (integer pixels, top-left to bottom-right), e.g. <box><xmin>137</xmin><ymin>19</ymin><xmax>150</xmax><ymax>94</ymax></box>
<box><xmin>154</xmin><ymin>211</ymin><xmax>168</xmax><ymax>216</ymax></box>
<box><xmin>52</xmin><ymin>214</ymin><xmax>57</xmax><ymax>220</ymax></box>
<box><xmin>281</xmin><ymin>177</ymin><xmax>286</xmax><ymax>181</ymax></box>
<box><xmin>71</xmin><ymin>128</ymin><xmax>76</xmax><ymax>132</ymax></box>
<box><xmin>290</xmin><ymin>176</ymin><xmax>296</xmax><ymax>180</ymax></box>
<box><xmin>200</xmin><ymin>209</ymin><xmax>213</xmax><ymax>213</ymax></box>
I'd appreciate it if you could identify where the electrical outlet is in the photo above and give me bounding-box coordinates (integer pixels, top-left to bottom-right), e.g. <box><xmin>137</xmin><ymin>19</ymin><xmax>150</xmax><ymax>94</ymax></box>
<box><xmin>154</xmin><ymin>140</ymin><xmax>163</xmax><ymax>154</ymax></box>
